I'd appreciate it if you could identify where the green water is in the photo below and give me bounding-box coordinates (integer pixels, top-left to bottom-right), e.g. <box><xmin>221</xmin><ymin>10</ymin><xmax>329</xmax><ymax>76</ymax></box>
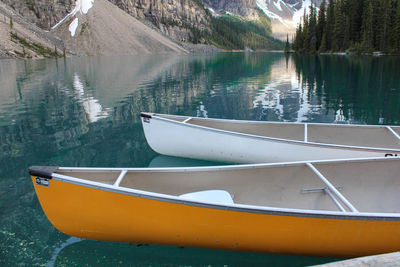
<box><xmin>1</xmin><ymin>53</ymin><xmax>399</xmax><ymax>266</ymax></box>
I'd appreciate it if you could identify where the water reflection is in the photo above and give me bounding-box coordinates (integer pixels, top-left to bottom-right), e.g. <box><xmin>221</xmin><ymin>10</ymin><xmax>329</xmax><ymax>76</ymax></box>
<box><xmin>196</xmin><ymin>102</ymin><xmax>208</xmax><ymax>118</ymax></box>
<box><xmin>148</xmin><ymin>155</ymin><xmax>226</xmax><ymax>168</ymax></box>
<box><xmin>73</xmin><ymin>73</ymin><xmax>109</xmax><ymax>122</ymax></box>
<box><xmin>1</xmin><ymin>53</ymin><xmax>400</xmax><ymax>265</ymax></box>
<box><xmin>292</xmin><ymin>55</ymin><xmax>400</xmax><ymax>124</ymax></box>
<box><xmin>52</xmin><ymin>240</ymin><xmax>337</xmax><ymax>267</ymax></box>
<box><xmin>47</xmin><ymin>237</ymin><xmax>82</xmax><ymax>267</ymax></box>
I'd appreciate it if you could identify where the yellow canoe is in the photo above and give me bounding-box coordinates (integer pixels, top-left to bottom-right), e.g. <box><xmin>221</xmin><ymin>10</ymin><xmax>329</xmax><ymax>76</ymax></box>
<box><xmin>29</xmin><ymin>157</ymin><xmax>400</xmax><ymax>257</ymax></box>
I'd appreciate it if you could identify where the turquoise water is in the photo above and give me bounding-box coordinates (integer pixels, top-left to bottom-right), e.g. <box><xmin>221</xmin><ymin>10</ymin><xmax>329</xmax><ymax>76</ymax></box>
<box><xmin>1</xmin><ymin>53</ymin><xmax>400</xmax><ymax>266</ymax></box>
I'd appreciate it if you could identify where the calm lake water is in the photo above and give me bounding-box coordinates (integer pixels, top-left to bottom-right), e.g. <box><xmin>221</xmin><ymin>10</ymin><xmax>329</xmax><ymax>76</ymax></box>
<box><xmin>1</xmin><ymin>52</ymin><xmax>400</xmax><ymax>266</ymax></box>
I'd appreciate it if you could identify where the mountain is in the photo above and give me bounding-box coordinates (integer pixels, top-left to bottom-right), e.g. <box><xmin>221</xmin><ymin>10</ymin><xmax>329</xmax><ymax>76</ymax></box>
<box><xmin>108</xmin><ymin>0</ymin><xmax>209</xmax><ymax>44</ymax></box>
<box><xmin>204</xmin><ymin>0</ymin><xmax>322</xmax><ymax>40</ymax></box>
<box><xmin>52</xmin><ymin>0</ymin><xmax>187</xmax><ymax>55</ymax></box>
<box><xmin>107</xmin><ymin>0</ymin><xmax>283</xmax><ymax>49</ymax></box>
<box><xmin>256</xmin><ymin>0</ymin><xmax>315</xmax><ymax>40</ymax></box>
<box><xmin>0</xmin><ymin>0</ymin><xmax>288</xmax><ymax>58</ymax></box>
<box><xmin>202</xmin><ymin>0</ymin><xmax>260</xmax><ymax>18</ymax></box>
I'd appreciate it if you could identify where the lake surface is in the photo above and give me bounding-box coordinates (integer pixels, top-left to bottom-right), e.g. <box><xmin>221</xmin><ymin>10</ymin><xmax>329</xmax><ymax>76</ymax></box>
<box><xmin>1</xmin><ymin>52</ymin><xmax>399</xmax><ymax>266</ymax></box>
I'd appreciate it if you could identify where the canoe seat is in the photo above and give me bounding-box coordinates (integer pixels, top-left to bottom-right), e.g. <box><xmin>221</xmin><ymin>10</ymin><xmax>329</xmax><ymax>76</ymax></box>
<box><xmin>179</xmin><ymin>190</ymin><xmax>234</xmax><ymax>205</ymax></box>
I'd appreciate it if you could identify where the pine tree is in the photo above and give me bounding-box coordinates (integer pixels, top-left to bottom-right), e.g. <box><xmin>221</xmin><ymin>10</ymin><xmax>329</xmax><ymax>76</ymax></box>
<box><xmin>372</xmin><ymin>0</ymin><xmax>383</xmax><ymax>50</ymax></box>
<box><xmin>284</xmin><ymin>34</ymin><xmax>290</xmax><ymax>53</ymax></box>
<box><xmin>379</xmin><ymin>0</ymin><xmax>390</xmax><ymax>51</ymax></box>
<box><xmin>324</xmin><ymin>0</ymin><xmax>336</xmax><ymax>51</ymax></box>
<box><xmin>308</xmin><ymin>4</ymin><xmax>318</xmax><ymax>53</ymax></box>
<box><xmin>361</xmin><ymin>0</ymin><xmax>374</xmax><ymax>52</ymax></box>
<box><xmin>302</xmin><ymin>11</ymin><xmax>310</xmax><ymax>52</ymax></box>
<box><xmin>10</xmin><ymin>18</ymin><xmax>13</xmax><ymax>29</ymax></box>
<box><xmin>395</xmin><ymin>0</ymin><xmax>400</xmax><ymax>52</ymax></box>
<box><xmin>386</xmin><ymin>0</ymin><xmax>398</xmax><ymax>52</ymax></box>
<box><xmin>344</xmin><ymin>16</ymin><xmax>351</xmax><ymax>49</ymax></box>
<box><xmin>293</xmin><ymin>23</ymin><xmax>303</xmax><ymax>52</ymax></box>
<box><xmin>316</xmin><ymin>0</ymin><xmax>327</xmax><ymax>50</ymax></box>
<box><xmin>319</xmin><ymin>31</ymin><xmax>328</xmax><ymax>52</ymax></box>
<box><xmin>341</xmin><ymin>0</ymin><xmax>360</xmax><ymax>44</ymax></box>
<box><xmin>333</xmin><ymin>0</ymin><xmax>346</xmax><ymax>51</ymax></box>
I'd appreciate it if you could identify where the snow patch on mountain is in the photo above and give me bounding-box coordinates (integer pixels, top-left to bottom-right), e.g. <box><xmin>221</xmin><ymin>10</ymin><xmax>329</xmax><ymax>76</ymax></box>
<box><xmin>78</xmin><ymin>0</ymin><xmax>94</xmax><ymax>14</ymax></box>
<box><xmin>256</xmin><ymin>0</ymin><xmax>315</xmax><ymax>27</ymax></box>
<box><xmin>273</xmin><ymin>0</ymin><xmax>283</xmax><ymax>11</ymax></box>
<box><xmin>256</xmin><ymin>0</ymin><xmax>285</xmax><ymax>22</ymax></box>
<box><xmin>255</xmin><ymin>0</ymin><xmax>319</xmax><ymax>39</ymax></box>
<box><xmin>52</xmin><ymin>0</ymin><xmax>95</xmax><ymax>33</ymax></box>
<box><xmin>292</xmin><ymin>0</ymin><xmax>314</xmax><ymax>26</ymax></box>
<box><xmin>69</xmin><ymin>18</ymin><xmax>79</xmax><ymax>37</ymax></box>
<box><xmin>207</xmin><ymin>7</ymin><xmax>215</xmax><ymax>14</ymax></box>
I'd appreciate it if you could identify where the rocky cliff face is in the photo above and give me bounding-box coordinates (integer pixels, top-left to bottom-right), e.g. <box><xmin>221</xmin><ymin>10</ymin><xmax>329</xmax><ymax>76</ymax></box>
<box><xmin>0</xmin><ymin>0</ymin><xmax>287</xmax><ymax>56</ymax></box>
<box><xmin>0</xmin><ymin>0</ymin><xmax>323</xmax><ymax>43</ymax></box>
<box><xmin>53</xmin><ymin>0</ymin><xmax>188</xmax><ymax>56</ymax></box>
<box><xmin>0</xmin><ymin>0</ymin><xmax>210</xmax><ymax>43</ymax></box>
<box><xmin>0</xmin><ymin>1</ymin><xmax>65</xmax><ymax>59</ymax></box>
<box><xmin>0</xmin><ymin>0</ymin><xmax>73</xmax><ymax>30</ymax></box>
<box><xmin>203</xmin><ymin>0</ymin><xmax>259</xmax><ymax>18</ymax></box>
<box><xmin>108</xmin><ymin>0</ymin><xmax>210</xmax><ymax>42</ymax></box>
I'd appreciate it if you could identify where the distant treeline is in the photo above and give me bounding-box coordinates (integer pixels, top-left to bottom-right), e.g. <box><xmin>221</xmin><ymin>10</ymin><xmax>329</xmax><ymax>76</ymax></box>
<box><xmin>207</xmin><ymin>14</ymin><xmax>284</xmax><ymax>50</ymax></box>
<box><xmin>188</xmin><ymin>9</ymin><xmax>284</xmax><ymax>51</ymax></box>
<box><xmin>293</xmin><ymin>0</ymin><xmax>400</xmax><ymax>54</ymax></box>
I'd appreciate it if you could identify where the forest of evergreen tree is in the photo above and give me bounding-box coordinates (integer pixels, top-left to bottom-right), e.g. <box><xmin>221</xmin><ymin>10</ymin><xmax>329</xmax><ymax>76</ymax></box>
<box><xmin>293</xmin><ymin>0</ymin><xmax>400</xmax><ymax>54</ymax></box>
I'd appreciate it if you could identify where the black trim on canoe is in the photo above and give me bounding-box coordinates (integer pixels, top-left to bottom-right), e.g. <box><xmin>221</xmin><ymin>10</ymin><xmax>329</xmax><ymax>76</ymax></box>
<box><xmin>140</xmin><ymin>113</ymin><xmax>152</xmax><ymax>119</ymax></box>
<box><xmin>29</xmin><ymin>166</ymin><xmax>58</xmax><ymax>179</ymax></box>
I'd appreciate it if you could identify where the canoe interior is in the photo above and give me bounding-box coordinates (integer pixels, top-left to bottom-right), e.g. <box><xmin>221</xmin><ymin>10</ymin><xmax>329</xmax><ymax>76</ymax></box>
<box><xmin>156</xmin><ymin>114</ymin><xmax>400</xmax><ymax>149</ymax></box>
<box><xmin>56</xmin><ymin>159</ymin><xmax>400</xmax><ymax>214</ymax></box>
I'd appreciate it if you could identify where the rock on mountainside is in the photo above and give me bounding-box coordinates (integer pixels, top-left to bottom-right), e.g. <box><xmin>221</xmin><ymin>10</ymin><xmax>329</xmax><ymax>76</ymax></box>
<box><xmin>108</xmin><ymin>0</ymin><xmax>210</xmax><ymax>43</ymax></box>
<box><xmin>52</xmin><ymin>0</ymin><xmax>187</xmax><ymax>55</ymax></box>
<box><xmin>0</xmin><ymin>0</ymin><xmax>73</xmax><ymax>30</ymax></box>
<box><xmin>0</xmin><ymin>1</ymin><xmax>64</xmax><ymax>59</ymax></box>
<box><xmin>203</xmin><ymin>0</ymin><xmax>260</xmax><ymax>18</ymax></box>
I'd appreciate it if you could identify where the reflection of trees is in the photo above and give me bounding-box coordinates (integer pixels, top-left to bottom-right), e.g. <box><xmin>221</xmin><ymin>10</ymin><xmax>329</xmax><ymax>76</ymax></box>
<box><xmin>118</xmin><ymin>52</ymin><xmax>283</xmax><ymax>120</ymax></box>
<box><xmin>292</xmin><ymin>55</ymin><xmax>400</xmax><ymax>125</ymax></box>
<box><xmin>196</xmin><ymin>53</ymin><xmax>282</xmax><ymax>119</ymax></box>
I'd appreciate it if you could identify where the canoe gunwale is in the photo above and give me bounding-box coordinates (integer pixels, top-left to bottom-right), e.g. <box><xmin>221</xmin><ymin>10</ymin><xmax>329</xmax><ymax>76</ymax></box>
<box><xmin>56</xmin><ymin>156</ymin><xmax>399</xmax><ymax>172</ymax></box>
<box><xmin>149</xmin><ymin>112</ymin><xmax>400</xmax><ymax>129</ymax></box>
<box><xmin>149</xmin><ymin>114</ymin><xmax>400</xmax><ymax>153</ymax></box>
<box><xmin>45</xmin><ymin>159</ymin><xmax>400</xmax><ymax>221</ymax></box>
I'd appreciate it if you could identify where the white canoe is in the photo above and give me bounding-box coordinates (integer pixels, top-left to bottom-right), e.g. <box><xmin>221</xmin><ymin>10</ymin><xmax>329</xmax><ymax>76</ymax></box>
<box><xmin>29</xmin><ymin>157</ymin><xmax>400</xmax><ymax>256</ymax></box>
<box><xmin>141</xmin><ymin>112</ymin><xmax>400</xmax><ymax>163</ymax></box>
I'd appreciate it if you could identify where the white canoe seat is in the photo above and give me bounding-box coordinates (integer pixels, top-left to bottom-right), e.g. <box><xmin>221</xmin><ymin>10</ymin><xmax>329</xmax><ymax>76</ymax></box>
<box><xmin>179</xmin><ymin>190</ymin><xmax>234</xmax><ymax>205</ymax></box>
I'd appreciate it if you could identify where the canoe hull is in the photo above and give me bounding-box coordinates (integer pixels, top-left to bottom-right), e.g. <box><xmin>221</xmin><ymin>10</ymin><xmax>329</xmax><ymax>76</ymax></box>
<box><xmin>32</xmin><ymin>176</ymin><xmax>400</xmax><ymax>257</ymax></box>
<box><xmin>142</xmin><ymin>116</ymin><xmax>389</xmax><ymax>163</ymax></box>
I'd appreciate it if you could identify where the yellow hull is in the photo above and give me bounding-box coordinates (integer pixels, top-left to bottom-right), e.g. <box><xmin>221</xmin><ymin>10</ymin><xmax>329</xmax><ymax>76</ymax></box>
<box><xmin>32</xmin><ymin>176</ymin><xmax>400</xmax><ymax>257</ymax></box>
